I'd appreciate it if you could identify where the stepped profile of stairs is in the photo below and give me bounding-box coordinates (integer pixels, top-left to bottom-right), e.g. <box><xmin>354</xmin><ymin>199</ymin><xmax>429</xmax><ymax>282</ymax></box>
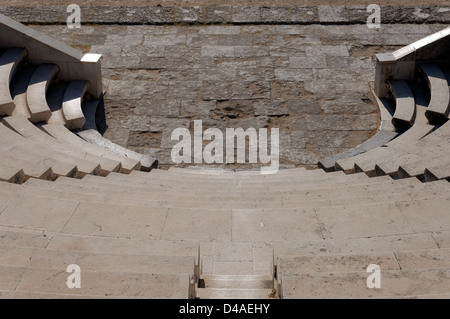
<box><xmin>195</xmin><ymin>243</ymin><xmax>276</xmax><ymax>299</ymax></box>
<box><xmin>0</xmin><ymin>13</ymin><xmax>449</xmax><ymax>299</ymax></box>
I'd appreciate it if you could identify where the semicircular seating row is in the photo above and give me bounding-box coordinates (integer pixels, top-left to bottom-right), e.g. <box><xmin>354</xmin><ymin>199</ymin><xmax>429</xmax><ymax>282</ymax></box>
<box><xmin>329</xmin><ymin>62</ymin><xmax>450</xmax><ymax>182</ymax></box>
<box><xmin>0</xmin><ymin>26</ymin><xmax>449</xmax><ymax>299</ymax></box>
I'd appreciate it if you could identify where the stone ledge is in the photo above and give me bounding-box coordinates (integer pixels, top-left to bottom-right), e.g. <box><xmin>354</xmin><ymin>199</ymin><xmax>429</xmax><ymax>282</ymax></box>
<box><xmin>0</xmin><ymin>5</ymin><xmax>449</xmax><ymax>25</ymax></box>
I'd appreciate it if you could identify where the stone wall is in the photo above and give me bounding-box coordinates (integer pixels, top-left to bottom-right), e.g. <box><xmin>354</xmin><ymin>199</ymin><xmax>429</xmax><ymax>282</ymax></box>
<box><xmin>3</xmin><ymin>6</ymin><xmax>447</xmax><ymax>169</ymax></box>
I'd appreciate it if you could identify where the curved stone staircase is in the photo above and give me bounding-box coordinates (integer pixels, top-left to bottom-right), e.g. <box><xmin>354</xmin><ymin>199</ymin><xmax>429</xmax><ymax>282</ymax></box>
<box><xmin>0</xmin><ymin>14</ymin><xmax>449</xmax><ymax>299</ymax></box>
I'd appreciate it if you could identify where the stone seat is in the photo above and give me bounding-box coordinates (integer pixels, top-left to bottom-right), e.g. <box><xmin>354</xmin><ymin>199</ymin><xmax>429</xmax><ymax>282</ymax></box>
<box><xmin>0</xmin><ymin>152</ymin><xmax>52</xmax><ymax>181</ymax></box>
<box><xmin>277</xmin><ymin>245</ymin><xmax>450</xmax><ymax>298</ymax></box>
<box><xmin>41</xmin><ymin>123</ymin><xmax>140</xmax><ymax>174</ymax></box>
<box><xmin>424</xmin><ymin>162</ymin><xmax>450</xmax><ymax>182</ymax></box>
<box><xmin>2</xmin><ymin>115</ymin><xmax>118</xmax><ymax>176</ymax></box>
<box><xmin>396</xmin><ymin>142</ymin><xmax>450</xmax><ymax>178</ymax></box>
<box><xmin>280</xmin><ymin>269</ymin><xmax>450</xmax><ymax>299</ymax></box>
<box><xmin>419</xmin><ymin>64</ymin><xmax>450</xmax><ymax>124</ymax></box>
<box><xmin>19</xmin><ymin>175</ymin><xmax>439</xmax><ymax>211</ymax></box>
<box><xmin>0</xmin><ymin>122</ymin><xmax>99</xmax><ymax>177</ymax></box>
<box><xmin>167</xmin><ymin>166</ymin><xmax>307</xmax><ymax>177</ymax></box>
<box><xmin>92</xmin><ymin>170</ymin><xmax>377</xmax><ymax>192</ymax></box>
<box><xmin>353</xmin><ymin>137</ymin><xmax>450</xmax><ymax>178</ymax></box>
<box><xmin>33</xmin><ymin>175</ymin><xmax>441</xmax><ymax>208</ymax></box>
<box><xmin>336</xmin><ymin>124</ymin><xmax>434</xmax><ymax>176</ymax></box>
<box><xmin>116</xmin><ymin>168</ymin><xmax>350</xmax><ymax>185</ymax></box>
<box><xmin>10</xmin><ymin>64</ymin><xmax>36</xmax><ymax>118</ymax></box>
<box><xmin>143</xmin><ymin>165</ymin><xmax>338</xmax><ymax>182</ymax></box>
<box><xmin>389</xmin><ymin>80</ymin><xmax>416</xmax><ymax>130</ymax></box>
<box><xmin>1</xmin><ymin>265</ymin><xmax>193</xmax><ymax>299</ymax></box>
<box><xmin>26</xmin><ymin>63</ymin><xmax>59</xmax><ymax>123</ymax></box>
<box><xmin>339</xmin><ymin>119</ymin><xmax>450</xmax><ymax>176</ymax></box>
<box><xmin>61</xmin><ymin>80</ymin><xmax>89</xmax><ymax>130</ymax></box>
<box><xmin>0</xmin><ymin>48</ymin><xmax>27</xmax><ymax>115</ymax></box>
<box><xmin>0</xmin><ymin>164</ymin><xmax>24</xmax><ymax>184</ymax></box>
<box><xmin>0</xmin><ymin>138</ymin><xmax>77</xmax><ymax>178</ymax></box>
<box><xmin>0</xmin><ymin>243</ymin><xmax>197</xmax><ymax>288</ymax></box>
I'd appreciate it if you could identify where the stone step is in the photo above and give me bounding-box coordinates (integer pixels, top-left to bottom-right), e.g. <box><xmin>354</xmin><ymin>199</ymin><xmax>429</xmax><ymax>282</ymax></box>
<box><xmin>87</xmin><ymin>173</ymin><xmax>417</xmax><ymax>194</ymax></box>
<box><xmin>419</xmin><ymin>63</ymin><xmax>450</xmax><ymax>124</ymax></box>
<box><xmin>45</xmin><ymin>175</ymin><xmax>430</xmax><ymax>203</ymax></box>
<box><xmin>5</xmin><ymin>266</ymin><xmax>193</xmax><ymax>298</ymax></box>
<box><xmin>0</xmin><ymin>137</ymin><xmax>77</xmax><ymax>178</ymax></box>
<box><xmin>99</xmin><ymin>170</ymin><xmax>375</xmax><ymax>189</ymax></box>
<box><xmin>397</xmin><ymin>144</ymin><xmax>450</xmax><ymax>178</ymax></box>
<box><xmin>42</xmin><ymin>123</ymin><xmax>140</xmax><ymax>173</ymax></box>
<box><xmin>26</xmin><ymin>63</ymin><xmax>58</xmax><ymax>123</ymax></box>
<box><xmin>166</xmin><ymin>166</ymin><xmax>308</xmax><ymax>178</ymax></box>
<box><xmin>340</xmin><ymin>124</ymin><xmax>436</xmax><ymax>175</ymax></box>
<box><xmin>0</xmin><ymin>244</ymin><xmax>198</xmax><ymax>281</ymax></box>
<box><xmin>4</xmin><ymin>292</ymin><xmax>139</xmax><ymax>299</ymax></box>
<box><xmin>148</xmin><ymin>166</ymin><xmax>330</xmax><ymax>181</ymax></box>
<box><xmin>77</xmin><ymin>128</ymin><xmax>157</xmax><ymax>172</ymax></box>
<box><xmin>389</xmin><ymin>80</ymin><xmax>416</xmax><ymax>131</ymax></box>
<box><xmin>0</xmin><ymin>48</ymin><xmax>27</xmax><ymax>115</ymax></box>
<box><xmin>200</xmin><ymin>275</ymin><xmax>273</xmax><ymax>289</ymax></box>
<box><xmin>10</xmin><ymin>64</ymin><xmax>36</xmax><ymax>119</ymax></box>
<box><xmin>231</xmin><ymin>197</ymin><xmax>450</xmax><ymax>243</ymax></box>
<box><xmin>273</xmin><ymin>233</ymin><xmax>439</xmax><ymax>257</ymax></box>
<box><xmin>196</xmin><ymin>287</ymin><xmax>275</xmax><ymax>299</ymax></box>
<box><xmin>1</xmin><ymin>119</ymin><xmax>101</xmax><ymax>176</ymax></box>
<box><xmin>132</xmin><ymin>167</ymin><xmax>341</xmax><ymax>181</ymax></box>
<box><xmin>61</xmin><ymin>80</ymin><xmax>89</xmax><ymax>130</ymax></box>
<box><xmin>374</xmin><ymin>140</ymin><xmax>450</xmax><ymax>177</ymax></box>
<box><xmin>0</xmin><ymin>152</ymin><xmax>52</xmax><ymax>180</ymax></box>
<box><xmin>38</xmin><ymin>123</ymin><xmax>122</xmax><ymax>175</ymax></box>
<box><xmin>57</xmin><ymin>175</ymin><xmax>422</xmax><ymax>202</ymax></box>
<box><xmin>280</xmin><ymin>269</ymin><xmax>450</xmax><ymax>299</ymax></box>
<box><xmin>44</xmin><ymin>234</ymin><xmax>200</xmax><ymax>262</ymax></box>
<box><xmin>0</xmin><ymin>165</ymin><xmax>24</xmax><ymax>184</ymax></box>
<box><xmin>17</xmin><ymin>177</ymin><xmax>444</xmax><ymax>212</ymax></box>
<box><xmin>339</xmin><ymin>121</ymin><xmax>450</xmax><ymax>174</ymax></box>
<box><xmin>318</xmin><ymin>130</ymin><xmax>399</xmax><ymax>173</ymax></box>
<box><xmin>277</xmin><ymin>251</ymin><xmax>400</xmax><ymax>276</ymax></box>
<box><xmin>0</xmin><ymin>227</ymin><xmax>50</xmax><ymax>249</ymax></box>
<box><xmin>424</xmin><ymin>163</ymin><xmax>450</xmax><ymax>181</ymax></box>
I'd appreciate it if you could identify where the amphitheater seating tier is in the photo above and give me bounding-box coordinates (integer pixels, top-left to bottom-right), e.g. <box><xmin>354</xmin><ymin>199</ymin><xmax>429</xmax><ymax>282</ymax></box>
<box><xmin>0</xmin><ymin>14</ymin><xmax>449</xmax><ymax>299</ymax></box>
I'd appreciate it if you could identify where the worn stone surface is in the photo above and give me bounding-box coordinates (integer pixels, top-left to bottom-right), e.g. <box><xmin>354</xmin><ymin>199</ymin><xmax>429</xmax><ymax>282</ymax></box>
<box><xmin>27</xmin><ymin>19</ymin><xmax>448</xmax><ymax>168</ymax></box>
<box><xmin>1</xmin><ymin>5</ymin><xmax>450</xmax><ymax>25</ymax></box>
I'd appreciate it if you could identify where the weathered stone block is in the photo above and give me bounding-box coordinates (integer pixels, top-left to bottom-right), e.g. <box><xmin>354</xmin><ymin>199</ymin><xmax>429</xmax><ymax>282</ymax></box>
<box><xmin>214</xmin><ymin>100</ymin><xmax>254</xmax><ymax>119</ymax></box>
<box><xmin>291</xmin><ymin>7</ymin><xmax>319</xmax><ymax>23</ymax></box>
<box><xmin>231</xmin><ymin>81</ymin><xmax>271</xmax><ymax>100</ymax></box>
<box><xmin>119</xmin><ymin>7</ymin><xmax>147</xmax><ymax>24</ymax></box>
<box><xmin>29</xmin><ymin>6</ymin><xmax>66</xmax><ymax>24</ymax></box>
<box><xmin>202</xmin><ymin>81</ymin><xmax>232</xmax><ymax>101</ymax></box>
<box><xmin>232</xmin><ymin>6</ymin><xmax>261</xmax><ymax>24</ymax></box>
<box><xmin>287</xmin><ymin>98</ymin><xmax>321</xmax><ymax>115</ymax></box>
<box><xmin>260</xmin><ymin>6</ymin><xmax>291</xmax><ymax>23</ymax></box>
<box><xmin>175</xmin><ymin>7</ymin><xmax>203</xmax><ymax>23</ymax></box>
<box><xmin>317</xmin><ymin>5</ymin><xmax>348</xmax><ymax>23</ymax></box>
<box><xmin>254</xmin><ymin>99</ymin><xmax>289</xmax><ymax>116</ymax></box>
<box><xmin>433</xmin><ymin>7</ymin><xmax>450</xmax><ymax>23</ymax></box>
<box><xmin>144</xmin><ymin>6</ymin><xmax>175</xmax><ymax>24</ymax></box>
<box><xmin>87</xmin><ymin>7</ymin><xmax>121</xmax><ymax>24</ymax></box>
<box><xmin>204</xmin><ymin>6</ymin><xmax>232</xmax><ymax>24</ymax></box>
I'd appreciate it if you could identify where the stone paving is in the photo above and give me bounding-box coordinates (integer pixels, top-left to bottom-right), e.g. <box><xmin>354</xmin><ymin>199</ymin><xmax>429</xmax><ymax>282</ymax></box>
<box><xmin>3</xmin><ymin>5</ymin><xmax>448</xmax><ymax>169</ymax></box>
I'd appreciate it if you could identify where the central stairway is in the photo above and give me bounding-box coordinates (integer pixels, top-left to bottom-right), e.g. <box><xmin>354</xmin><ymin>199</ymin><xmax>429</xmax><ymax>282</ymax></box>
<box><xmin>195</xmin><ymin>243</ymin><xmax>276</xmax><ymax>299</ymax></box>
